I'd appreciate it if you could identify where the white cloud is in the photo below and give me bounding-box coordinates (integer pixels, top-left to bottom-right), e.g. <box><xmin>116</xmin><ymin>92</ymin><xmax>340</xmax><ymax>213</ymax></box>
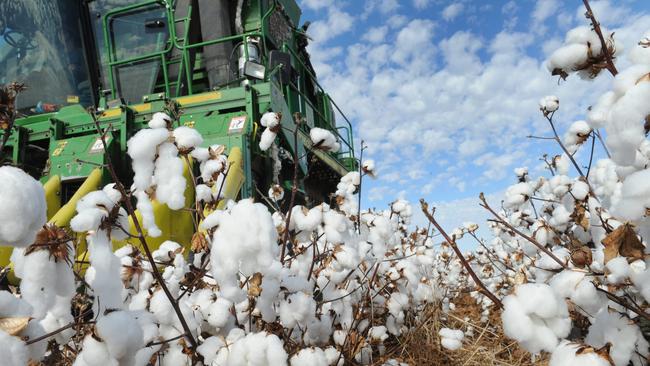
<box><xmin>306</xmin><ymin>1</ymin><xmax>649</xmax><ymax>234</ymax></box>
<box><xmin>502</xmin><ymin>1</ymin><xmax>519</xmax><ymax>29</ymax></box>
<box><xmin>413</xmin><ymin>192</ymin><xmax>504</xmax><ymax>250</ymax></box>
<box><xmin>300</xmin><ymin>0</ymin><xmax>334</xmax><ymax>11</ymax></box>
<box><xmin>574</xmin><ymin>0</ymin><xmax>632</xmax><ymax>26</ymax></box>
<box><xmin>362</xmin><ymin>26</ymin><xmax>389</xmax><ymax>44</ymax></box>
<box><xmin>362</xmin><ymin>0</ymin><xmax>400</xmax><ymax>17</ymax></box>
<box><xmin>308</xmin><ymin>7</ymin><xmax>354</xmax><ymax>43</ymax></box>
<box><xmin>413</xmin><ymin>0</ymin><xmax>430</xmax><ymax>10</ymax></box>
<box><xmin>532</xmin><ymin>0</ymin><xmax>559</xmax><ymax>29</ymax></box>
<box><xmin>387</xmin><ymin>14</ymin><xmax>409</xmax><ymax>29</ymax></box>
<box><xmin>442</xmin><ymin>3</ymin><xmax>464</xmax><ymax>22</ymax></box>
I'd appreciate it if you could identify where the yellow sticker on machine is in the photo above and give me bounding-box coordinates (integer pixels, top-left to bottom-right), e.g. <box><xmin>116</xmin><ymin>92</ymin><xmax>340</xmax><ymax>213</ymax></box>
<box><xmin>52</xmin><ymin>141</ymin><xmax>68</xmax><ymax>157</ymax></box>
<box><xmin>176</xmin><ymin>91</ymin><xmax>222</xmax><ymax>106</ymax></box>
<box><xmin>67</xmin><ymin>95</ymin><xmax>80</xmax><ymax>104</ymax></box>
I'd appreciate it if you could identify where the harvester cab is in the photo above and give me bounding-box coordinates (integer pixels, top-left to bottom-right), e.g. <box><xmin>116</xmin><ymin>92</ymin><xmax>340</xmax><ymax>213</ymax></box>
<box><xmin>0</xmin><ymin>0</ymin><xmax>357</xmax><ymax>259</ymax></box>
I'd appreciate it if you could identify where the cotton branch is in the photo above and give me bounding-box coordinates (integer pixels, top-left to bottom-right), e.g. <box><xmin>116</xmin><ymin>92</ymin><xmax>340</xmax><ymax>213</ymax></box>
<box><xmin>479</xmin><ymin>193</ymin><xmax>567</xmax><ymax>269</ymax></box>
<box><xmin>281</xmin><ymin>112</ymin><xmax>304</xmax><ymax>263</ymax></box>
<box><xmin>91</xmin><ymin>114</ymin><xmax>198</xmax><ymax>350</ymax></box>
<box><xmin>582</xmin><ymin>0</ymin><xmax>618</xmax><ymax>76</ymax></box>
<box><xmin>545</xmin><ymin>112</ymin><xmax>586</xmax><ymax>178</ymax></box>
<box><xmin>419</xmin><ymin>199</ymin><xmax>503</xmax><ymax>309</ymax></box>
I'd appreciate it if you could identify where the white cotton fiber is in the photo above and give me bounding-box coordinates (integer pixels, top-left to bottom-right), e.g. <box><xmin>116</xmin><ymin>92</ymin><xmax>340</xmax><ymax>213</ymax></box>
<box><xmin>0</xmin><ymin>166</ymin><xmax>46</xmax><ymax>247</ymax></box>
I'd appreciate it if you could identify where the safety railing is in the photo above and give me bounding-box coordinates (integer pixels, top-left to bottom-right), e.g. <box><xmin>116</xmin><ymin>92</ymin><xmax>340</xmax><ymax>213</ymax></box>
<box><xmin>281</xmin><ymin>45</ymin><xmax>356</xmax><ymax>164</ymax></box>
<box><xmin>286</xmin><ymin>81</ymin><xmax>355</xmax><ymax>164</ymax></box>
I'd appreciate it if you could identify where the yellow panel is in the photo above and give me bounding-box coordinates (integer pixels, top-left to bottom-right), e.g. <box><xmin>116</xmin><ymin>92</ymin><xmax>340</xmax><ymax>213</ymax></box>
<box><xmin>101</xmin><ymin>109</ymin><xmax>121</xmax><ymax>119</ymax></box>
<box><xmin>43</xmin><ymin>175</ymin><xmax>62</xmax><ymax>220</ymax></box>
<box><xmin>218</xmin><ymin>147</ymin><xmax>245</xmax><ymax>209</ymax></box>
<box><xmin>132</xmin><ymin>104</ymin><xmax>152</xmax><ymax>113</ymax></box>
<box><xmin>49</xmin><ymin>168</ymin><xmax>103</xmax><ymax>227</ymax></box>
<box><xmin>176</xmin><ymin>91</ymin><xmax>222</xmax><ymax>106</ymax></box>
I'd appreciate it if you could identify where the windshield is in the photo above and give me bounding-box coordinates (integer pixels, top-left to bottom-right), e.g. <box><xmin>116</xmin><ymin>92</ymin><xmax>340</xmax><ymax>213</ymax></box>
<box><xmin>0</xmin><ymin>0</ymin><xmax>92</xmax><ymax>114</ymax></box>
<box><xmin>89</xmin><ymin>0</ymin><xmax>169</xmax><ymax>104</ymax></box>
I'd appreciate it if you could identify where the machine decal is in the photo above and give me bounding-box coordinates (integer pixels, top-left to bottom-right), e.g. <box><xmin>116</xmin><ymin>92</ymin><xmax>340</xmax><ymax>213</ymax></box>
<box><xmin>89</xmin><ymin>136</ymin><xmax>111</xmax><ymax>154</ymax></box>
<box><xmin>228</xmin><ymin>116</ymin><xmax>247</xmax><ymax>134</ymax></box>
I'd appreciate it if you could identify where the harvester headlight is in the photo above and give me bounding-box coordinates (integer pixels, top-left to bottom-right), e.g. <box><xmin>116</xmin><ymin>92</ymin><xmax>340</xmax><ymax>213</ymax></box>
<box><xmin>244</xmin><ymin>61</ymin><xmax>266</xmax><ymax>80</ymax></box>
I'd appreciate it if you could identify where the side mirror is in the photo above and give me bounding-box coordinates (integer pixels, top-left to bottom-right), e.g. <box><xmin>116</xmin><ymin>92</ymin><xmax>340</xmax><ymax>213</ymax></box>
<box><xmin>269</xmin><ymin>50</ymin><xmax>292</xmax><ymax>85</ymax></box>
<box><xmin>244</xmin><ymin>61</ymin><xmax>266</xmax><ymax>80</ymax></box>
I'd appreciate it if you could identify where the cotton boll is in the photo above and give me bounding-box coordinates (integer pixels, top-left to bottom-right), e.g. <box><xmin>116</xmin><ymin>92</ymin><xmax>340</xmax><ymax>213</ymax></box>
<box><xmin>290</xmin><ymin>347</ymin><xmax>330</xmax><ymax>366</ymax></box>
<box><xmin>563</xmin><ymin>120</ymin><xmax>592</xmax><ymax>154</ymax></box>
<box><xmin>206</xmin><ymin>297</ymin><xmax>234</xmax><ymax>330</ymax></box>
<box><xmin>550</xmin><ymin>341</ymin><xmax>611</xmax><ymax>366</ymax></box>
<box><xmin>210</xmin><ymin>199</ymin><xmax>280</xmax><ymax>300</ymax></box>
<box><xmin>539</xmin><ymin>95</ymin><xmax>560</xmax><ymax>113</ymax></box>
<box><xmin>362</xmin><ymin>159</ymin><xmax>376</xmax><ymax>176</ymax></box>
<box><xmin>279</xmin><ymin>292</ymin><xmax>317</xmax><ymax>329</ymax></box>
<box><xmin>148</xmin><ymin>112</ymin><xmax>171</xmax><ymax>129</ymax></box>
<box><xmin>606</xmin><ymin>257</ymin><xmax>630</xmax><ymax>284</ymax></box>
<box><xmin>85</xmin><ymin>232</ymin><xmax>125</xmax><ymax>314</ymax></box>
<box><xmin>550</xmin><ymin>270</ymin><xmax>605</xmax><ymax>315</ymax></box>
<box><xmin>261</xmin><ymin>112</ymin><xmax>281</xmax><ymax>128</ymax></box>
<box><xmin>605</xmin><ymin>82</ymin><xmax>650</xmax><ymax>166</ymax></box>
<box><xmin>570</xmin><ymin>180</ymin><xmax>590</xmax><ymax>201</ymax></box>
<box><xmin>504</xmin><ymin>182</ymin><xmax>533</xmax><ymax>209</ymax></box>
<box><xmin>501</xmin><ymin>283</ymin><xmax>570</xmax><ymax>353</ymax></box>
<box><xmin>197</xmin><ymin>336</ymin><xmax>226</xmax><ymax>364</ymax></box>
<box><xmin>75</xmin><ymin>335</ymin><xmax>119</xmax><ymax>366</ymax></box>
<box><xmin>555</xmin><ymin>154</ymin><xmax>570</xmax><ymax>175</ymax></box>
<box><xmin>127</xmin><ymin>128</ymin><xmax>171</xmax><ymax>191</ymax></box>
<box><xmin>0</xmin><ymin>166</ymin><xmax>46</xmax><ymax>247</ymax></box>
<box><xmin>565</xmin><ymin>26</ymin><xmax>603</xmax><ymax>53</ymax></box>
<box><xmin>549</xmin><ymin>205</ymin><xmax>571</xmax><ymax>230</ymax></box>
<box><xmin>586</xmin><ymin>309</ymin><xmax>649</xmax><ymax>366</ymax></box>
<box><xmin>439</xmin><ymin>328</ymin><xmax>464</xmax><ymax>350</ymax></box>
<box><xmin>611</xmin><ymin>168</ymin><xmax>650</xmax><ymax>221</ymax></box>
<box><xmin>200</xmin><ymin>155</ymin><xmax>228</xmax><ymax>183</ymax></box>
<box><xmin>173</xmin><ymin>126</ymin><xmax>203</xmax><ymax>150</ymax></box>
<box><xmin>0</xmin><ymin>330</ymin><xmax>29</xmax><ymax>366</ymax></box>
<box><xmin>153</xmin><ymin>142</ymin><xmax>186</xmax><ymax>210</ymax></box>
<box><xmin>161</xmin><ymin>343</ymin><xmax>191</xmax><ymax>366</ymax></box>
<box><xmin>548</xmin><ymin>44</ymin><xmax>589</xmax><ymax>73</ymax></box>
<box><xmin>369</xmin><ymin>326</ymin><xmax>388</xmax><ymax>343</ymax></box>
<box><xmin>191</xmin><ymin>146</ymin><xmax>219</xmax><ymax>162</ymax></box>
<box><xmin>224</xmin><ymin>331</ymin><xmax>288</xmax><ymax>366</ymax></box>
<box><xmin>152</xmin><ymin>240</ymin><xmax>182</xmax><ymax>262</ymax></box>
<box><xmin>135</xmin><ymin>190</ymin><xmax>162</xmax><ymax>237</ymax></box>
<box><xmin>310</xmin><ymin>127</ymin><xmax>340</xmax><ymax>152</ymax></box>
<box><xmin>196</xmin><ymin>184</ymin><xmax>214</xmax><ymax>203</ymax></box>
<box><xmin>96</xmin><ymin>311</ymin><xmax>144</xmax><ymax>364</ymax></box>
<box><xmin>259</xmin><ymin>128</ymin><xmax>277</xmax><ymax>151</ymax></box>
<box><xmin>587</xmin><ymin>91</ymin><xmax>616</xmax><ymax>129</ymax></box>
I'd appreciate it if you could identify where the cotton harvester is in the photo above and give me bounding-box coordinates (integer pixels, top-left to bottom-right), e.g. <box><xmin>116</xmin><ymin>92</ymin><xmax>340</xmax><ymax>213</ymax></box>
<box><xmin>0</xmin><ymin>0</ymin><xmax>357</xmax><ymax>265</ymax></box>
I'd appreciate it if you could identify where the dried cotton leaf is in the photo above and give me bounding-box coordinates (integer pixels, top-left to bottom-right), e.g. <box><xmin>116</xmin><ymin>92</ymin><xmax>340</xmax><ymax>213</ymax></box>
<box><xmin>0</xmin><ymin>317</ymin><xmax>30</xmax><ymax>336</ymax></box>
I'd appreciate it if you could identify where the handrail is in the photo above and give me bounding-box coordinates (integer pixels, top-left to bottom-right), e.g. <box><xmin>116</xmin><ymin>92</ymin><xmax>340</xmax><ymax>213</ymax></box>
<box><xmin>281</xmin><ymin>45</ymin><xmax>355</xmax><ymax>159</ymax></box>
<box><xmin>286</xmin><ymin>81</ymin><xmax>354</xmax><ymax>160</ymax></box>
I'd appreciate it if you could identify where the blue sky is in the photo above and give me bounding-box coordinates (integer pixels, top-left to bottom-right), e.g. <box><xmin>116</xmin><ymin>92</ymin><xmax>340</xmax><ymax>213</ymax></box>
<box><xmin>298</xmin><ymin>0</ymin><xmax>648</xmax><ymax>243</ymax></box>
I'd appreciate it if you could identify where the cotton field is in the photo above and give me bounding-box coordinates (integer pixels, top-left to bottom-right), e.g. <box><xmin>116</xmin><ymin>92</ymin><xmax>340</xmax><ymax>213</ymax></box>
<box><xmin>1</xmin><ymin>2</ymin><xmax>650</xmax><ymax>366</ymax></box>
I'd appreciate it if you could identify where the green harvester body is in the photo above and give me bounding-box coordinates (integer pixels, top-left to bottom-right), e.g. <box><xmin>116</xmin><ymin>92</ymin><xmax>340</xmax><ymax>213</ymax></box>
<box><xmin>1</xmin><ymin>0</ymin><xmax>356</xmax><ymax>205</ymax></box>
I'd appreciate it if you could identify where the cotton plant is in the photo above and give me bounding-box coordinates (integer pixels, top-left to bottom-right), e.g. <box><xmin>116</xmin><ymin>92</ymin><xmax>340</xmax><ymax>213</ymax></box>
<box><xmin>127</xmin><ymin>112</ymin><xmax>203</xmax><ymax>236</ymax></box>
<box><xmin>440</xmin><ymin>23</ymin><xmax>650</xmax><ymax>366</ymax></box>
<box><xmin>7</xmin><ymin>109</ymin><xmax>434</xmax><ymax>364</ymax></box>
